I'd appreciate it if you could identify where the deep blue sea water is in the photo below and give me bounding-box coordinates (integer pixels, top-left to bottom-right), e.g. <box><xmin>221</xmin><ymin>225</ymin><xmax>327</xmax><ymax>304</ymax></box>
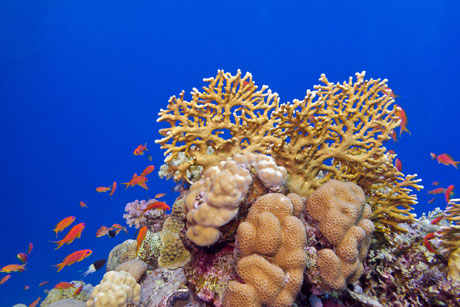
<box><xmin>1</xmin><ymin>1</ymin><xmax>459</xmax><ymax>306</ymax></box>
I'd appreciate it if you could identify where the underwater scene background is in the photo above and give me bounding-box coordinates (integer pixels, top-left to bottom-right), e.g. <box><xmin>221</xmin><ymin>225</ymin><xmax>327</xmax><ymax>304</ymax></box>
<box><xmin>0</xmin><ymin>0</ymin><xmax>459</xmax><ymax>306</ymax></box>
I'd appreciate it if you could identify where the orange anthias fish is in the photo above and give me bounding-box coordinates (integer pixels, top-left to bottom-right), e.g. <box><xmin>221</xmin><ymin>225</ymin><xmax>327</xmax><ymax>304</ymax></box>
<box><xmin>136</xmin><ymin>226</ymin><xmax>147</xmax><ymax>254</ymax></box>
<box><xmin>96</xmin><ymin>186</ymin><xmax>111</xmax><ymax>193</ymax></box>
<box><xmin>38</xmin><ymin>281</ymin><xmax>49</xmax><ymax>287</ymax></box>
<box><xmin>79</xmin><ymin>201</ymin><xmax>89</xmax><ymax>208</ymax></box>
<box><xmin>17</xmin><ymin>253</ymin><xmax>28</xmax><ymax>263</ymax></box>
<box><xmin>428</xmin><ymin>187</ymin><xmax>445</xmax><ymax>195</ymax></box>
<box><xmin>390</xmin><ymin>130</ymin><xmax>397</xmax><ymax>142</ymax></box>
<box><xmin>155</xmin><ymin>193</ymin><xmax>166</xmax><ymax>199</ymax></box>
<box><xmin>50</xmin><ymin>223</ymin><xmax>86</xmax><ymax>249</ymax></box>
<box><xmin>53</xmin><ymin>216</ymin><xmax>76</xmax><ymax>237</ymax></box>
<box><xmin>445</xmin><ymin>185</ymin><xmax>455</xmax><ymax>203</ymax></box>
<box><xmin>27</xmin><ymin>243</ymin><xmax>33</xmax><ymax>255</ymax></box>
<box><xmin>96</xmin><ymin>226</ymin><xmax>110</xmax><ymax>237</ymax></box>
<box><xmin>428</xmin><ymin>198</ymin><xmax>436</xmax><ymax>204</ymax></box>
<box><xmin>53</xmin><ymin>249</ymin><xmax>92</xmax><ymax>272</ymax></box>
<box><xmin>383</xmin><ymin>86</ymin><xmax>400</xmax><ymax>98</ymax></box>
<box><xmin>134</xmin><ymin>143</ymin><xmax>148</xmax><ymax>155</ymax></box>
<box><xmin>54</xmin><ymin>281</ymin><xmax>75</xmax><ymax>289</ymax></box>
<box><xmin>142</xmin><ymin>201</ymin><xmax>170</xmax><ymax>213</ymax></box>
<box><xmin>109</xmin><ymin>181</ymin><xmax>117</xmax><ymax>197</ymax></box>
<box><xmin>74</xmin><ymin>285</ymin><xmax>83</xmax><ymax>295</ymax></box>
<box><xmin>0</xmin><ymin>264</ymin><xmax>26</xmax><ymax>273</ymax></box>
<box><xmin>29</xmin><ymin>297</ymin><xmax>41</xmax><ymax>307</ymax></box>
<box><xmin>423</xmin><ymin>232</ymin><xmax>438</xmax><ymax>254</ymax></box>
<box><xmin>432</xmin><ymin>181</ymin><xmax>439</xmax><ymax>186</ymax></box>
<box><xmin>0</xmin><ymin>274</ymin><xmax>11</xmax><ymax>285</ymax></box>
<box><xmin>24</xmin><ymin>285</ymin><xmax>30</xmax><ymax>290</ymax></box>
<box><xmin>141</xmin><ymin>165</ymin><xmax>155</xmax><ymax>177</ymax></box>
<box><xmin>395</xmin><ymin>158</ymin><xmax>402</xmax><ymax>172</ymax></box>
<box><xmin>111</xmin><ymin>224</ymin><xmax>128</xmax><ymax>233</ymax></box>
<box><xmin>431</xmin><ymin>153</ymin><xmax>459</xmax><ymax>169</ymax></box>
<box><xmin>395</xmin><ymin>105</ymin><xmax>410</xmax><ymax>136</ymax></box>
<box><xmin>122</xmin><ymin>175</ymin><xmax>148</xmax><ymax>190</ymax></box>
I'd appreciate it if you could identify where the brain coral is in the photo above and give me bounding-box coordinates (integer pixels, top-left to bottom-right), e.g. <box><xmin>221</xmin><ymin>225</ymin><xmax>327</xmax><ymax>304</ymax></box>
<box><xmin>156</xmin><ymin>69</ymin><xmax>423</xmax><ymax>233</ymax></box>
<box><xmin>305</xmin><ymin>179</ymin><xmax>374</xmax><ymax>290</ymax></box>
<box><xmin>222</xmin><ymin>193</ymin><xmax>307</xmax><ymax>307</ymax></box>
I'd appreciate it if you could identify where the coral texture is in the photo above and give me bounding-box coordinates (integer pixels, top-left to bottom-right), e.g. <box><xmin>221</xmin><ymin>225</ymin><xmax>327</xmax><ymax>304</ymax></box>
<box><xmin>106</xmin><ymin>240</ymin><xmax>138</xmax><ymax>271</ymax></box>
<box><xmin>41</xmin><ymin>281</ymin><xmax>91</xmax><ymax>306</ymax></box>
<box><xmin>306</xmin><ymin>180</ymin><xmax>374</xmax><ymax>290</ymax></box>
<box><xmin>156</xmin><ymin>69</ymin><xmax>422</xmax><ymax>233</ymax></box>
<box><xmin>86</xmin><ymin>271</ymin><xmax>140</xmax><ymax>307</ymax></box>
<box><xmin>184</xmin><ymin>152</ymin><xmax>287</xmax><ymax>246</ymax></box>
<box><xmin>436</xmin><ymin>198</ymin><xmax>460</xmax><ymax>282</ymax></box>
<box><xmin>123</xmin><ymin>199</ymin><xmax>165</xmax><ymax>231</ymax></box>
<box><xmin>115</xmin><ymin>259</ymin><xmax>148</xmax><ymax>282</ymax></box>
<box><xmin>222</xmin><ymin>193</ymin><xmax>307</xmax><ymax>307</ymax></box>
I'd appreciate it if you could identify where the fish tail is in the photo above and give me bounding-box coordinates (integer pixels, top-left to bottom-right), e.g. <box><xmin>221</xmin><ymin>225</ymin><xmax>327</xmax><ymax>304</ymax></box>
<box><xmin>50</xmin><ymin>240</ymin><xmax>63</xmax><ymax>250</ymax></box>
<box><xmin>53</xmin><ymin>263</ymin><xmax>65</xmax><ymax>272</ymax></box>
<box><xmin>453</xmin><ymin>161</ymin><xmax>459</xmax><ymax>169</ymax></box>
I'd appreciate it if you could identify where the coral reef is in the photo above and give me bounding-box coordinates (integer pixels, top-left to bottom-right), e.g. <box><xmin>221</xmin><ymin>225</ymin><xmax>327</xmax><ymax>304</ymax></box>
<box><xmin>139</xmin><ymin>267</ymin><xmax>191</xmax><ymax>307</ymax></box>
<box><xmin>222</xmin><ymin>193</ymin><xmax>307</xmax><ymax>307</ymax></box>
<box><xmin>436</xmin><ymin>198</ymin><xmax>460</xmax><ymax>282</ymax></box>
<box><xmin>123</xmin><ymin>199</ymin><xmax>166</xmax><ymax>231</ymax></box>
<box><xmin>86</xmin><ymin>271</ymin><xmax>140</xmax><ymax>306</ymax></box>
<box><xmin>106</xmin><ymin>239</ymin><xmax>138</xmax><ymax>271</ymax></box>
<box><xmin>305</xmin><ymin>180</ymin><xmax>374</xmax><ymax>290</ymax></box>
<box><xmin>184</xmin><ymin>245</ymin><xmax>238</xmax><ymax>306</ymax></box>
<box><xmin>48</xmin><ymin>299</ymin><xmax>86</xmax><ymax>307</ymax></box>
<box><xmin>184</xmin><ymin>152</ymin><xmax>286</xmax><ymax>246</ymax></box>
<box><xmin>156</xmin><ymin>69</ymin><xmax>422</xmax><ymax>233</ymax></box>
<box><xmin>41</xmin><ymin>281</ymin><xmax>92</xmax><ymax>306</ymax></box>
<box><xmin>115</xmin><ymin>259</ymin><xmax>148</xmax><ymax>282</ymax></box>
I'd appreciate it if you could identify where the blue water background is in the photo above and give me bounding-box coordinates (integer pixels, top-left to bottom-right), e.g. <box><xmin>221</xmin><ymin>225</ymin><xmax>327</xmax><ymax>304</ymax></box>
<box><xmin>1</xmin><ymin>1</ymin><xmax>459</xmax><ymax>305</ymax></box>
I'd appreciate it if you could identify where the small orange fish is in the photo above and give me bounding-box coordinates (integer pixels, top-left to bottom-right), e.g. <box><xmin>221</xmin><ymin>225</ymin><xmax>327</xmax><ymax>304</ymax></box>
<box><xmin>390</xmin><ymin>130</ymin><xmax>397</xmax><ymax>142</ymax></box>
<box><xmin>155</xmin><ymin>193</ymin><xmax>166</xmax><ymax>199</ymax></box>
<box><xmin>79</xmin><ymin>201</ymin><xmax>89</xmax><ymax>208</ymax></box>
<box><xmin>432</xmin><ymin>181</ymin><xmax>439</xmax><ymax>186</ymax></box>
<box><xmin>28</xmin><ymin>243</ymin><xmax>33</xmax><ymax>255</ymax></box>
<box><xmin>431</xmin><ymin>215</ymin><xmax>444</xmax><ymax>225</ymax></box>
<box><xmin>134</xmin><ymin>143</ymin><xmax>148</xmax><ymax>155</ymax></box>
<box><xmin>24</xmin><ymin>285</ymin><xmax>30</xmax><ymax>290</ymax></box>
<box><xmin>17</xmin><ymin>253</ymin><xmax>28</xmax><ymax>263</ymax></box>
<box><xmin>53</xmin><ymin>216</ymin><xmax>76</xmax><ymax>238</ymax></box>
<box><xmin>428</xmin><ymin>187</ymin><xmax>444</xmax><ymax>195</ymax></box>
<box><xmin>38</xmin><ymin>281</ymin><xmax>49</xmax><ymax>287</ymax></box>
<box><xmin>428</xmin><ymin>198</ymin><xmax>436</xmax><ymax>204</ymax></box>
<box><xmin>395</xmin><ymin>158</ymin><xmax>402</xmax><ymax>172</ymax></box>
<box><xmin>53</xmin><ymin>249</ymin><xmax>92</xmax><ymax>272</ymax></box>
<box><xmin>445</xmin><ymin>185</ymin><xmax>454</xmax><ymax>203</ymax></box>
<box><xmin>432</xmin><ymin>153</ymin><xmax>459</xmax><ymax>169</ymax></box>
<box><xmin>29</xmin><ymin>297</ymin><xmax>41</xmax><ymax>307</ymax></box>
<box><xmin>143</xmin><ymin>201</ymin><xmax>170</xmax><ymax>213</ymax></box>
<box><xmin>122</xmin><ymin>175</ymin><xmax>148</xmax><ymax>190</ymax></box>
<box><xmin>0</xmin><ymin>274</ymin><xmax>11</xmax><ymax>285</ymax></box>
<box><xmin>96</xmin><ymin>226</ymin><xmax>110</xmax><ymax>237</ymax></box>
<box><xmin>0</xmin><ymin>263</ymin><xmax>26</xmax><ymax>273</ymax></box>
<box><xmin>395</xmin><ymin>105</ymin><xmax>410</xmax><ymax>136</ymax></box>
<box><xmin>111</xmin><ymin>224</ymin><xmax>128</xmax><ymax>233</ymax></box>
<box><xmin>109</xmin><ymin>181</ymin><xmax>117</xmax><ymax>197</ymax></box>
<box><xmin>387</xmin><ymin>150</ymin><xmax>395</xmax><ymax>155</ymax></box>
<box><xmin>74</xmin><ymin>284</ymin><xmax>83</xmax><ymax>295</ymax></box>
<box><xmin>423</xmin><ymin>232</ymin><xmax>438</xmax><ymax>254</ymax></box>
<box><xmin>96</xmin><ymin>186</ymin><xmax>111</xmax><ymax>193</ymax></box>
<box><xmin>54</xmin><ymin>281</ymin><xmax>75</xmax><ymax>289</ymax></box>
<box><xmin>141</xmin><ymin>165</ymin><xmax>155</xmax><ymax>177</ymax></box>
<box><xmin>50</xmin><ymin>223</ymin><xmax>86</xmax><ymax>249</ymax></box>
<box><xmin>136</xmin><ymin>226</ymin><xmax>147</xmax><ymax>254</ymax></box>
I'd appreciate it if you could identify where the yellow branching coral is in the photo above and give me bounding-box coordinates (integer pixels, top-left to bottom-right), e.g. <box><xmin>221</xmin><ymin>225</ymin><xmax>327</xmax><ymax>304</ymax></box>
<box><xmin>155</xmin><ymin>70</ymin><xmax>422</xmax><ymax>232</ymax></box>
<box><xmin>436</xmin><ymin>198</ymin><xmax>460</xmax><ymax>281</ymax></box>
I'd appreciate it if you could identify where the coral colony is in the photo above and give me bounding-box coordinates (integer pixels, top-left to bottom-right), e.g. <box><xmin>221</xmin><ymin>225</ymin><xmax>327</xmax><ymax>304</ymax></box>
<box><xmin>34</xmin><ymin>70</ymin><xmax>459</xmax><ymax>306</ymax></box>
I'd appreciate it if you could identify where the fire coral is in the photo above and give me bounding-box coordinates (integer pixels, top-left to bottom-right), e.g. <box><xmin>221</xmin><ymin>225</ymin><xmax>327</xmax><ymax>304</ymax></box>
<box><xmin>155</xmin><ymin>70</ymin><xmax>422</xmax><ymax>232</ymax></box>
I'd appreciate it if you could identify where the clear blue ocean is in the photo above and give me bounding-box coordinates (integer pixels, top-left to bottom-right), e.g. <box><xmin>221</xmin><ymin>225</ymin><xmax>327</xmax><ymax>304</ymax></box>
<box><xmin>0</xmin><ymin>1</ymin><xmax>459</xmax><ymax>306</ymax></box>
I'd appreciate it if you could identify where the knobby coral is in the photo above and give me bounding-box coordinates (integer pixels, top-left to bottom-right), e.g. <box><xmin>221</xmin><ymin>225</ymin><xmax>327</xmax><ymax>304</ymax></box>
<box><xmin>436</xmin><ymin>198</ymin><xmax>460</xmax><ymax>282</ymax></box>
<box><xmin>222</xmin><ymin>193</ymin><xmax>307</xmax><ymax>307</ymax></box>
<box><xmin>156</xmin><ymin>70</ymin><xmax>422</xmax><ymax>233</ymax></box>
